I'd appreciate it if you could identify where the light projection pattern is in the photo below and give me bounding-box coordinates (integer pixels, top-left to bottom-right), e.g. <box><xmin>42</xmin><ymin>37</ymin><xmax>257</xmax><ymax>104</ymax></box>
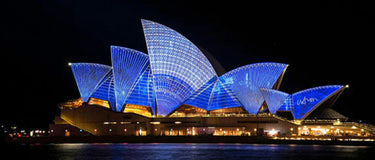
<box><xmin>220</xmin><ymin>63</ymin><xmax>288</xmax><ymax>114</ymax></box>
<box><xmin>208</xmin><ymin>77</ymin><xmax>242</xmax><ymax>110</ymax></box>
<box><xmin>288</xmin><ymin>85</ymin><xmax>343</xmax><ymax>120</ymax></box>
<box><xmin>183</xmin><ymin>76</ymin><xmax>218</xmax><ymax>110</ymax></box>
<box><xmin>111</xmin><ymin>46</ymin><xmax>149</xmax><ymax>112</ymax></box>
<box><xmin>125</xmin><ymin>64</ymin><xmax>156</xmax><ymax>113</ymax></box>
<box><xmin>90</xmin><ymin>70</ymin><xmax>116</xmax><ymax>111</ymax></box>
<box><xmin>70</xmin><ymin>63</ymin><xmax>112</xmax><ymax>102</ymax></box>
<box><xmin>142</xmin><ymin>19</ymin><xmax>217</xmax><ymax>115</ymax></box>
<box><xmin>260</xmin><ymin>88</ymin><xmax>289</xmax><ymax>114</ymax></box>
<box><xmin>278</xmin><ymin>96</ymin><xmax>293</xmax><ymax>111</ymax></box>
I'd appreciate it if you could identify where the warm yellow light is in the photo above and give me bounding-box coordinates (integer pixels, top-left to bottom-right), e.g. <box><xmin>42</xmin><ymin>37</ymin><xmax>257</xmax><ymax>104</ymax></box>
<box><xmin>124</xmin><ymin>104</ymin><xmax>152</xmax><ymax>117</ymax></box>
<box><xmin>88</xmin><ymin>98</ymin><xmax>110</xmax><ymax>108</ymax></box>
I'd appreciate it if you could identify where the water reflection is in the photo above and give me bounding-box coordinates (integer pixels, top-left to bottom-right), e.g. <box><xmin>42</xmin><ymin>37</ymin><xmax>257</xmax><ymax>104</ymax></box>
<box><xmin>5</xmin><ymin>143</ymin><xmax>375</xmax><ymax>160</ymax></box>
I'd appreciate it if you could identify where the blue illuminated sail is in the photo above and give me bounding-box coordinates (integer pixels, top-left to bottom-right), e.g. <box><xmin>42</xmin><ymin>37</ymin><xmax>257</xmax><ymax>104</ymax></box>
<box><xmin>260</xmin><ymin>88</ymin><xmax>289</xmax><ymax>114</ymax></box>
<box><xmin>208</xmin><ymin>77</ymin><xmax>242</xmax><ymax>110</ymax></box>
<box><xmin>221</xmin><ymin>63</ymin><xmax>288</xmax><ymax>114</ymax></box>
<box><xmin>183</xmin><ymin>76</ymin><xmax>217</xmax><ymax>110</ymax></box>
<box><xmin>142</xmin><ymin>19</ymin><xmax>217</xmax><ymax>115</ymax></box>
<box><xmin>70</xmin><ymin>63</ymin><xmax>112</xmax><ymax>102</ymax></box>
<box><xmin>90</xmin><ymin>70</ymin><xmax>116</xmax><ymax>111</ymax></box>
<box><xmin>290</xmin><ymin>85</ymin><xmax>344</xmax><ymax>120</ymax></box>
<box><xmin>125</xmin><ymin>64</ymin><xmax>156</xmax><ymax>113</ymax></box>
<box><xmin>111</xmin><ymin>46</ymin><xmax>149</xmax><ymax>112</ymax></box>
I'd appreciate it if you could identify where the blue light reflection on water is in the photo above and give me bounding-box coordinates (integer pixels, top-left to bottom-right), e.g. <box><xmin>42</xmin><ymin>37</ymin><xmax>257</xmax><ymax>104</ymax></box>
<box><xmin>7</xmin><ymin>143</ymin><xmax>375</xmax><ymax>160</ymax></box>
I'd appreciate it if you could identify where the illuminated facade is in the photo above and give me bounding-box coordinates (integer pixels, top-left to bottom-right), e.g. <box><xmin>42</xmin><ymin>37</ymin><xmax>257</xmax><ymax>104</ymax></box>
<box><xmin>53</xmin><ymin>19</ymin><xmax>371</xmax><ymax>137</ymax></box>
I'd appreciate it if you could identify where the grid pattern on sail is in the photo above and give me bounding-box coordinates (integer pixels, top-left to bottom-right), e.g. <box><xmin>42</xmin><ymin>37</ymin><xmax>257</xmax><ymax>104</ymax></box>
<box><xmin>260</xmin><ymin>88</ymin><xmax>289</xmax><ymax>114</ymax></box>
<box><xmin>125</xmin><ymin>64</ymin><xmax>155</xmax><ymax>113</ymax></box>
<box><xmin>90</xmin><ymin>70</ymin><xmax>116</xmax><ymax>111</ymax></box>
<box><xmin>290</xmin><ymin>85</ymin><xmax>343</xmax><ymax>120</ymax></box>
<box><xmin>70</xmin><ymin>63</ymin><xmax>112</xmax><ymax>102</ymax></box>
<box><xmin>208</xmin><ymin>77</ymin><xmax>242</xmax><ymax>111</ymax></box>
<box><xmin>183</xmin><ymin>76</ymin><xmax>217</xmax><ymax>110</ymax></box>
<box><xmin>111</xmin><ymin>46</ymin><xmax>149</xmax><ymax>112</ymax></box>
<box><xmin>220</xmin><ymin>63</ymin><xmax>288</xmax><ymax>114</ymax></box>
<box><xmin>142</xmin><ymin>19</ymin><xmax>217</xmax><ymax>115</ymax></box>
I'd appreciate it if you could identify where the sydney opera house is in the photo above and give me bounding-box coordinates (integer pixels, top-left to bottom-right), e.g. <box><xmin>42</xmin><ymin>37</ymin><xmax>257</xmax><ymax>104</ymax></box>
<box><xmin>50</xmin><ymin>20</ymin><xmax>372</xmax><ymax>137</ymax></box>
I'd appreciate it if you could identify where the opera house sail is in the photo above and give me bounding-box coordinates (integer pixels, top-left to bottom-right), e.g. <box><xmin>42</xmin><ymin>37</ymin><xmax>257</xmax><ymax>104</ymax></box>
<box><xmin>142</xmin><ymin>19</ymin><xmax>218</xmax><ymax>115</ymax></box>
<box><xmin>70</xmin><ymin>63</ymin><xmax>112</xmax><ymax>103</ymax></box>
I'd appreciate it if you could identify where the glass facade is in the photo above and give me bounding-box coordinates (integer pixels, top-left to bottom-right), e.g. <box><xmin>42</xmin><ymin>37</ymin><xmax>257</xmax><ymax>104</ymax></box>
<box><xmin>220</xmin><ymin>63</ymin><xmax>288</xmax><ymax>114</ymax></box>
<box><xmin>70</xmin><ymin>63</ymin><xmax>112</xmax><ymax>102</ymax></box>
<box><xmin>142</xmin><ymin>19</ymin><xmax>217</xmax><ymax>115</ymax></box>
<box><xmin>111</xmin><ymin>46</ymin><xmax>149</xmax><ymax>112</ymax></box>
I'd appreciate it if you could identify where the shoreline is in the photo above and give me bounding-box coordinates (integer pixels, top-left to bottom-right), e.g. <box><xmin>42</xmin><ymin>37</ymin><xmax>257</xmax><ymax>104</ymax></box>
<box><xmin>5</xmin><ymin>136</ymin><xmax>375</xmax><ymax>146</ymax></box>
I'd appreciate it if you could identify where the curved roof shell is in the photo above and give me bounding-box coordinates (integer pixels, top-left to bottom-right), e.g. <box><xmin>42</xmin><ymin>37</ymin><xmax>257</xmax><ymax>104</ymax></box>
<box><xmin>260</xmin><ymin>88</ymin><xmax>289</xmax><ymax>114</ymax></box>
<box><xmin>289</xmin><ymin>85</ymin><xmax>344</xmax><ymax>120</ymax></box>
<box><xmin>111</xmin><ymin>46</ymin><xmax>149</xmax><ymax>112</ymax></box>
<box><xmin>142</xmin><ymin>19</ymin><xmax>217</xmax><ymax>115</ymax></box>
<box><xmin>220</xmin><ymin>62</ymin><xmax>288</xmax><ymax>114</ymax></box>
<box><xmin>262</xmin><ymin>85</ymin><xmax>346</xmax><ymax>120</ymax></box>
<box><xmin>70</xmin><ymin>63</ymin><xmax>112</xmax><ymax>102</ymax></box>
<box><xmin>90</xmin><ymin>70</ymin><xmax>116</xmax><ymax>111</ymax></box>
<box><xmin>124</xmin><ymin>64</ymin><xmax>156</xmax><ymax>114</ymax></box>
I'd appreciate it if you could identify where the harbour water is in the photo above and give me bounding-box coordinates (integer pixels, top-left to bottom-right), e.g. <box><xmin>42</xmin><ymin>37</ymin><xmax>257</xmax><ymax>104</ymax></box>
<box><xmin>5</xmin><ymin>143</ymin><xmax>375</xmax><ymax>159</ymax></box>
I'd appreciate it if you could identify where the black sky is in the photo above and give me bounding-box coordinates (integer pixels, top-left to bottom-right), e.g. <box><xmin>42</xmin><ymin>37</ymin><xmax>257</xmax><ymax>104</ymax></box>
<box><xmin>2</xmin><ymin>0</ymin><xmax>374</xmax><ymax>128</ymax></box>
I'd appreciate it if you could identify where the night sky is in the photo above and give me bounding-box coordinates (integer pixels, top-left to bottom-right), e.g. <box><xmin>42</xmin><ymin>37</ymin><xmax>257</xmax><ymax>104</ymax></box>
<box><xmin>2</xmin><ymin>0</ymin><xmax>374</xmax><ymax>128</ymax></box>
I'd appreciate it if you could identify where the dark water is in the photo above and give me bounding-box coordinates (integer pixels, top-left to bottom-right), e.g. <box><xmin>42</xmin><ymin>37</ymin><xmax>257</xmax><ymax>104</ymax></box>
<box><xmin>5</xmin><ymin>143</ymin><xmax>375</xmax><ymax>160</ymax></box>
